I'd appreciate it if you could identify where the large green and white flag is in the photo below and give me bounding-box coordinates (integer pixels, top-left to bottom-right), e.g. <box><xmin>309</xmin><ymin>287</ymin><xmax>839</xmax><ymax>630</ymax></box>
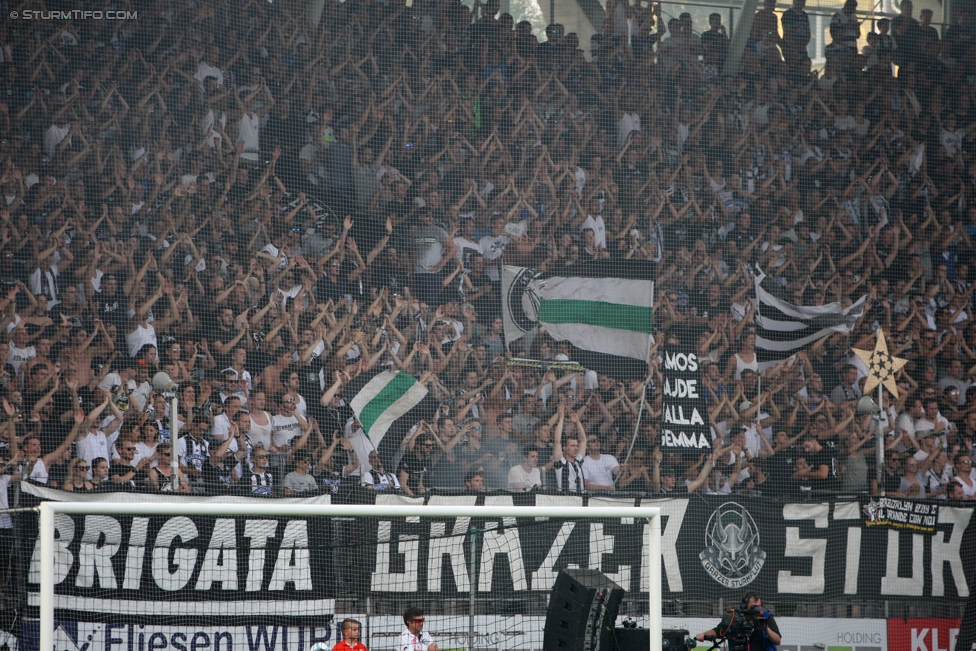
<box><xmin>349</xmin><ymin>370</ymin><xmax>429</xmax><ymax>444</ymax></box>
<box><xmin>502</xmin><ymin>261</ymin><xmax>654</xmax><ymax>378</ymax></box>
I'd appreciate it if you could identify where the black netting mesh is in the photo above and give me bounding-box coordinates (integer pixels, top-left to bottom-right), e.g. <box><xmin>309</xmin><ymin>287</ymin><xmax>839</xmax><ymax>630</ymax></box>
<box><xmin>0</xmin><ymin>0</ymin><xmax>975</xmax><ymax>646</ymax></box>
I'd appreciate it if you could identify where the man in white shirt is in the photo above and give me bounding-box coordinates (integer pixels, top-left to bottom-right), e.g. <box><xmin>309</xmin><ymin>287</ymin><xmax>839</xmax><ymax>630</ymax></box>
<box><xmin>7</xmin><ymin>325</ymin><xmax>36</xmax><ymax>374</ymax></box>
<box><xmin>916</xmin><ymin>398</ymin><xmax>952</xmax><ymax>445</ymax></box>
<box><xmin>193</xmin><ymin>45</ymin><xmax>225</xmax><ymax>89</ymax></box>
<box><xmin>582</xmin><ymin>435</ymin><xmax>620</xmax><ymax>491</ymax></box>
<box><xmin>478</xmin><ymin>215</ymin><xmax>511</xmax><ymax>282</ymax></box>
<box><xmin>579</xmin><ymin>197</ymin><xmax>607</xmax><ymax>250</ymax></box>
<box><xmin>270</xmin><ymin>393</ymin><xmax>310</xmax><ymax>460</ymax></box>
<box><xmin>507</xmin><ymin>446</ymin><xmax>542</xmax><ymax>491</ymax></box>
<box><xmin>212</xmin><ymin>396</ymin><xmax>244</xmax><ymax>442</ymax></box>
<box><xmin>75</xmin><ymin>414</ymin><xmax>123</xmax><ymax>480</ymax></box>
<box><xmin>453</xmin><ymin>215</ymin><xmax>481</xmax><ymax>263</ymax></box>
<box><xmin>896</xmin><ymin>399</ymin><xmax>923</xmax><ymax>441</ymax></box>
<box><xmin>43</xmin><ymin>123</ymin><xmax>72</xmax><ymax>159</ymax></box>
<box><xmin>399</xmin><ymin>608</ymin><xmax>438</xmax><ymax>651</ymax></box>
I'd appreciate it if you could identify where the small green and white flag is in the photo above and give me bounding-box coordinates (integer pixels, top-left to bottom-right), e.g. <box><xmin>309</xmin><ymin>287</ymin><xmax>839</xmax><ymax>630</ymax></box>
<box><xmin>349</xmin><ymin>370</ymin><xmax>429</xmax><ymax>445</ymax></box>
<box><xmin>502</xmin><ymin>263</ymin><xmax>654</xmax><ymax>373</ymax></box>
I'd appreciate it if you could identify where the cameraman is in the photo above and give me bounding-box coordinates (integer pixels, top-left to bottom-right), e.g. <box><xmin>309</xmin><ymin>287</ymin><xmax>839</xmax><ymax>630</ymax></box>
<box><xmin>695</xmin><ymin>591</ymin><xmax>781</xmax><ymax>651</ymax></box>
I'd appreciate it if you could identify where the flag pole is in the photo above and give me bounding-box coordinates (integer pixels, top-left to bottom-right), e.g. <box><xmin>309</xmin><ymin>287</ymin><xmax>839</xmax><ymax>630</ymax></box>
<box><xmin>616</xmin><ymin>283</ymin><xmax>655</xmax><ymax>485</ymax></box>
<box><xmin>754</xmin><ymin>370</ymin><xmax>762</xmax><ymax>451</ymax></box>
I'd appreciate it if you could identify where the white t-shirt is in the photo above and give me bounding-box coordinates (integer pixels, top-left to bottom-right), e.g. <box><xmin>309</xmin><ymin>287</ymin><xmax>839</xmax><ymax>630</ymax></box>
<box><xmin>212</xmin><ymin>413</ymin><xmax>233</xmax><ymax>442</ymax></box>
<box><xmin>454</xmin><ymin>236</ymin><xmax>481</xmax><ymax>263</ymax></box>
<box><xmin>342</xmin><ymin>426</ymin><xmax>376</xmax><ymax>477</ymax></box>
<box><xmin>479</xmin><ymin>234</ymin><xmax>510</xmax><ymax>282</ymax></box>
<box><xmin>896</xmin><ymin>412</ymin><xmax>916</xmax><ymax>437</ymax></box>
<box><xmin>617</xmin><ymin>112</ymin><xmax>641</xmax><ymax>149</ymax></box>
<box><xmin>271</xmin><ymin>414</ymin><xmax>302</xmax><ymax>448</ymax></box>
<box><xmin>507</xmin><ymin>464</ymin><xmax>542</xmax><ymax>491</ymax></box>
<box><xmin>76</xmin><ymin>429</ymin><xmax>120</xmax><ymax>479</ymax></box>
<box><xmin>97</xmin><ymin>371</ymin><xmax>123</xmax><ymax>393</ymax></box>
<box><xmin>582</xmin><ymin>454</ymin><xmax>619</xmax><ymax>487</ymax></box>
<box><xmin>7</xmin><ymin>343</ymin><xmax>36</xmax><ymax>373</ymax></box>
<box><xmin>236</xmin><ymin>111</ymin><xmax>261</xmax><ymax>161</ymax></box>
<box><xmin>247</xmin><ymin>412</ymin><xmax>275</xmax><ymax>452</ymax></box>
<box><xmin>134</xmin><ymin>441</ymin><xmax>158</xmax><ymax>469</ymax></box>
<box><xmin>129</xmin><ymin>380</ymin><xmax>152</xmax><ymax>411</ymax></box>
<box><xmin>29</xmin><ymin>458</ymin><xmax>48</xmax><ymax>484</ymax></box>
<box><xmin>43</xmin><ymin>123</ymin><xmax>71</xmax><ymax>158</ymax></box>
<box><xmin>193</xmin><ymin>61</ymin><xmax>224</xmax><ymax>88</ymax></box>
<box><xmin>399</xmin><ymin>629</ymin><xmax>436</xmax><ymax>651</ymax></box>
<box><xmin>580</xmin><ymin>214</ymin><xmax>607</xmax><ymax>249</ymax></box>
<box><xmin>126</xmin><ymin>323</ymin><xmax>157</xmax><ymax>357</ymax></box>
<box><xmin>916</xmin><ymin>414</ymin><xmax>952</xmax><ymax>438</ymax></box>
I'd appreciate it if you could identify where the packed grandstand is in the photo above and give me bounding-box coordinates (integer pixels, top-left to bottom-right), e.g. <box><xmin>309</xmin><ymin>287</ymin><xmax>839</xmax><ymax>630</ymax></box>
<box><xmin>0</xmin><ymin>0</ymin><xmax>972</xmax><ymax>504</ymax></box>
<box><xmin>0</xmin><ymin>1</ymin><xmax>975</xmax><ymax>648</ymax></box>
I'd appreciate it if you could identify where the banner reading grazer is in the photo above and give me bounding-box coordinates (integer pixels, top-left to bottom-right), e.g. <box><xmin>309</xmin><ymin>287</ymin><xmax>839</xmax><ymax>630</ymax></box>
<box><xmin>17</xmin><ymin>487</ymin><xmax>976</xmax><ymax>625</ymax></box>
<box><xmin>660</xmin><ymin>345</ymin><xmax>711</xmax><ymax>453</ymax></box>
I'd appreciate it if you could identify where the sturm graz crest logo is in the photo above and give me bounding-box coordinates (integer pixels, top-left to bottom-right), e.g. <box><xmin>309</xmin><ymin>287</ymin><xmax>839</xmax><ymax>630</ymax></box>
<box><xmin>505</xmin><ymin>267</ymin><xmax>545</xmax><ymax>334</ymax></box>
<box><xmin>699</xmin><ymin>502</ymin><xmax>766</xmax><ymax>589</ymax></box>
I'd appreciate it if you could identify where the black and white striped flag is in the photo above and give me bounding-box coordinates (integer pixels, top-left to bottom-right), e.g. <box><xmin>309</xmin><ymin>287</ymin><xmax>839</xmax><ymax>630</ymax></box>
<box><xmin>754</xmin><ymin>267</ymin><xmax>866</xmax><ymax>367</ymax></box>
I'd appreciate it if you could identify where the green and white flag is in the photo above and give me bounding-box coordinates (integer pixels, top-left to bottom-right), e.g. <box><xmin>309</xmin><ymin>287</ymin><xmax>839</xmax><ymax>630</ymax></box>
<box><xmin>502</xmin><ymin>263</ymin><xmax>655</xmax><ymax>372</ymax></box>
<box><xmin>349</xmin><ymin>370</ymin><xmax>429</xmax><ymax>444</ymax></box>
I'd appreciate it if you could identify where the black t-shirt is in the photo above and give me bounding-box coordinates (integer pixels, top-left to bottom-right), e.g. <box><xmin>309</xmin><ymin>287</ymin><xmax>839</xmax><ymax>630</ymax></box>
<box><xmin>110</xmin><ymin>462</ymin><xmax>148</xmax><ymax>491</ymax></box>
<box><xmin>766</xmin><ymin>447</ymin><xmax>797</xmax><ymax>497</ymax></box>
<box><xmin>369</xmin><ymin>262</ymin><xmax>408</xmax><ymax>295</ymax></box>
<box><xmin>692</xmin><ymin>291</ymin><xmax>730</xmax><ymax>321</ymax></box>
<box><xmin>880</xmin><ymin>468</ymin><xmax>902</xmax><ymax>494</ymax></box>
<box><xmin>532</xmin><ymin>444</ymin><xmax>556</xmax><ymax>489</ymax></box>
<box><xmin>317</xmin><ymin>405</ymin><xmax>354</xmax><ymax>440</ymax></box>
<box><xmin>801</xmin><ymin>448</ymin><xmax>836</xmax><ymax>491</ymax></box>
<box><xmin>315</xmin><ymin>275</ymin><xmax>345</xmax><ymax>304</ymax></box>
<box><xmin>94</xmin><ymin>290</ymin><xmax>127</xmax><ymax>331</ymax></box>
<box><xmin>400</xmin><ymin>452</ymin><xmax>429</xmax><ymax>492</ymax></box>
<box><xmin>701</xmin><ymin>29</ymin><xmax>729</xmax><ymax>59</ymax></box>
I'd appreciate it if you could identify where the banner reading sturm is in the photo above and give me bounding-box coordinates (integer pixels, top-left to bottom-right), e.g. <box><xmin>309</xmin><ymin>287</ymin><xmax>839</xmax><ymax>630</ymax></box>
<box><xmin>660</xmin><ymin>345</ymin><xmax>711</xmax><ymax>453</ymax></box>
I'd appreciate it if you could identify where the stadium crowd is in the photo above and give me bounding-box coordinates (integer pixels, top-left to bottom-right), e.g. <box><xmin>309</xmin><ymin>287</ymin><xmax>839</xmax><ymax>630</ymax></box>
<box><xmin>0</xmin><ymin>0</ymin><xmax>974</xmax><ymax>506</ymax></box>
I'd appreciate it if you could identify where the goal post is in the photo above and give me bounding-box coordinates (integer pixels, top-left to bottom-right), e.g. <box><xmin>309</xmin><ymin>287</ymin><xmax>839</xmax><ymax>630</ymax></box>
<box><xmin>37</xmin><ymin>501</ymin><xmax>662</xmax><ymax>651</ymax></box>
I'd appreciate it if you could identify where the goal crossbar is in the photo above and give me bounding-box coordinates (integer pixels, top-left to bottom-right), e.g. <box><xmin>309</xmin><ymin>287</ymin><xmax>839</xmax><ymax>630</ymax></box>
<box><xmin>38</xmin><ymin>501</ymin><xmax>663</xmax><ymax>651</ymax></box>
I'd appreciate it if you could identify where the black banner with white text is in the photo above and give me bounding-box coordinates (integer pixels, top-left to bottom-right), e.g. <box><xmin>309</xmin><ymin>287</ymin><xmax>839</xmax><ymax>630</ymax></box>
<box><xmin>16</xmin><ymin>491</ymin><xmax>976</xmax><ymax>629</ymax></box>
<box><xmin>660</xmin><ymin>346</ymin><xmax>711</xmax><ymax>453</ymax></box>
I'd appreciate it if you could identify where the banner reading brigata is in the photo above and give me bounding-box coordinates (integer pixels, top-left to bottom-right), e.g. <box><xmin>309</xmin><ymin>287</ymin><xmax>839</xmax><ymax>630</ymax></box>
<box><xmin>23</xmin><ymin>511</ymin><xmax>335</xmax><ymax>625</ymax></box>
<box><xmin>660</xmin><ymin>345</ymin><xmax>711</xmax><ymax>452</ymax></box>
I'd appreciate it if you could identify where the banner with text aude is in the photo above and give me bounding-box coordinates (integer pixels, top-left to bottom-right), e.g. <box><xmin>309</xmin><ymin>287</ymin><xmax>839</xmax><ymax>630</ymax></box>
<box><xmin>660</xmin><ymin>345</ymin><xmax>711</xmax><ymax>454</ymax></box>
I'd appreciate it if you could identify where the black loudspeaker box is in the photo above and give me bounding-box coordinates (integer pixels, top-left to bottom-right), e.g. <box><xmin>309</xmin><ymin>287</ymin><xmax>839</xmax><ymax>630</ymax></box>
<box><xmin>543</xmin><ymin>569</ymin><xmax>625</xmax><ymax>651</ymax></box>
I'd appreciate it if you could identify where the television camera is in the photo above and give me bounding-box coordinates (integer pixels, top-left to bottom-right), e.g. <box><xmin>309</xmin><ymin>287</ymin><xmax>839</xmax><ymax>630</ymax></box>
<box><xmin>701</xmin><ymin>606</ymin><xmax>768</xmax><ymax>651</ymax></box>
